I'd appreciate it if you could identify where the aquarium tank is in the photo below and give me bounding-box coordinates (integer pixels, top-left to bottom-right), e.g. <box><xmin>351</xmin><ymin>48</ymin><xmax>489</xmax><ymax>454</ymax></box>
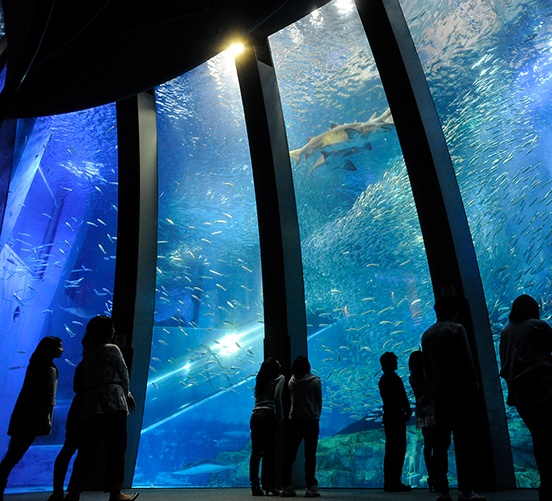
<box><xmin>133</xmin><ymin>51</ymin><xmax>265</xmax><ymax>488</ymax></box>
<box><xmin>1</xmin><ymin>0</ymin><xmax>550</xmax><ymax>493</ymax></box>
<box><xmin>0</xmin><ymin>104</ymin><xmax>119</xmax><ymax>493</ymax></box>
<box><xmin>398</xmin><ymin>0</ymin><xmax>552</xmax><ymax>488</ymax></box>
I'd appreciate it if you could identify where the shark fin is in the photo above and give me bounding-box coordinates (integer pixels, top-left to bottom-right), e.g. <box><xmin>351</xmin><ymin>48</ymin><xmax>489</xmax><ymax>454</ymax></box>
<box><xmin>341</xmin><ymin>160</ymin><xmax>357</xmax><ymax>171</ymax></box>
<box><xmin>370</xmin><ymin>111</ymin><xmax>377</xmax><ymax>119</ymax></box>
<box><xmin>330</xmin><ymin>124</ymin><xmax>339</xmax><ymax>129</ymax></box>
<box><xmin>345</xmin><ymin>128</ymin><xmax>362</xmax><ymax>139</ymax></box>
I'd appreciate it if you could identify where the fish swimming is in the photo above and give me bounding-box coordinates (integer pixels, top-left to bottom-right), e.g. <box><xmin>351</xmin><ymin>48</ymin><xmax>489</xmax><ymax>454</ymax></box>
<box><xmin>172</xmin><ymin>459</ymin><xmax>238</xmax><ymax>475</ymax></box>
<box><xmin>307</xmin><ymin>142</ymin><xmax>373</xmax><ymax>177</ymax></box>
<box><xmin>289</xmin><ymin>108</ymin><xmax>394</xmax><ymax>166</ymax></box>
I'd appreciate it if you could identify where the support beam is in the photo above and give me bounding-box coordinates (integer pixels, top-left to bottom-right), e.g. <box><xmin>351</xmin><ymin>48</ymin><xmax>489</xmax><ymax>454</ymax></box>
<box><xmin>355</xmin><ymin>0</ymin><xmax>515</xmax><ymax>490</ymax></box>
<box><xmin>114</xmin><ymin>91</ymin><xmax>158</xmax><ymax>488</ymax></box>
<box><xmin>234</xmin><ymin>40</ymin><xmax>307</xmax><ymax>376</ymax></box>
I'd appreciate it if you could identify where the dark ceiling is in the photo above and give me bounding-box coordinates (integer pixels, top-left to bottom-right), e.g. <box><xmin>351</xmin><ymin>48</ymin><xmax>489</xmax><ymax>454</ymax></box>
<box><xmin>0</xmin><ymin>0</ymin><xmax>330</xmax><ymax>119</ymax></box>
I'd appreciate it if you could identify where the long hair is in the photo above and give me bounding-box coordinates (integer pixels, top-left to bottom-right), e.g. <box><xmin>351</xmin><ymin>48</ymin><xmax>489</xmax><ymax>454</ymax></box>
<box><xmin>29</xmin><ymin>336</ymin><xmax>62</xmax><ymax>366</ymax></box>
<box><xmin>82</xmin><ymin>315</ymin><xmax>114</xmax><ymax>347</ymax></box>
<box><xmin>254</xmin><ymin>357</ymin><xmax>280</xmax><ymax>398</ymax></box>
<box><xmin>509</xmin><ymin>295</ymin><xmax>540</xmax><ymax>323</ymax></box>
<box><xmin>408</xmin><ymin>350</ymin><xmax>424</xmax><ymax>386</ymax></box>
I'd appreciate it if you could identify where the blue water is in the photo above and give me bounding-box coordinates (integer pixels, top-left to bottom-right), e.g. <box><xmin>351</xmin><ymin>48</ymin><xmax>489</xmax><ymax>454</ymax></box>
<box><xmin>2</xmin><ymin>0</ymin><xmax>550</xmax><ymax>492</ymax></box>
<box><xmin>0</xmin><ymin>105</ymin><xmax>119</xmax><ymax>491</ymax></box>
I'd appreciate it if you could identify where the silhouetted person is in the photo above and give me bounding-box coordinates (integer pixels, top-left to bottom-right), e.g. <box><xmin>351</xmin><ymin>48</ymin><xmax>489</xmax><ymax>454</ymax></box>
<box><xmin>249</xmin><ymin>357</ymin><xmax>285</xmax><ymax>496</ymax></box>
<box><xmin>500</xmin><ymin>294</ymin><xmax>552</xmax><ymax>501</ymax></box>
<box><xmin>378</xmin><ymin>351</ymin><xmax>412</xmax><ymax>493</ymax></box>
<box><xmin>0</xmin><ymin>336</ymin><xmax>63</xmax><ymax>501</ymax></box>
<box><xmin>281</xmin><ymin>356</ymin><xmax>322</xmax><ymax>498</ymax></box>
<box><xmin>422</xmin><ymin>296</ymin><xmax>485</xmax><ymax>501</ymax></box>
<box><xmin>48</xmin><ymin>361</ymin><xmax>85</xmax><ymax>501</ymax></box>
<box><xmin>409</xmin><ymin>350</ymin><xmax>436</xmax><ymax>491</ymax></box>
<box><xmin>64</xmin><ymin>316</ymin><xmax>138</xmax><ymax>501</ymax></box>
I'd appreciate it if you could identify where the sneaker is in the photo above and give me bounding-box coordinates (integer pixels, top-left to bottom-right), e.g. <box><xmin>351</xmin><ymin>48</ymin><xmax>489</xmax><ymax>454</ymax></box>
<box><xmin>305</xmin><ymin>483</ymin><xmax>320</xmax><ymax>498</ymax></box>
<box><xmin>458</xmin><ymin>492</ymin><xmax>486</xmax><ymax>501</ymax></box>
<box><xmin>281</xmin><ymin>484</ymin><xmax>296</xmax><ymax>498</ymax></box>
<box><xmin>436</xmin><ymin>494</ymin><xmax>453</xmax><ymax>501</ymax></box>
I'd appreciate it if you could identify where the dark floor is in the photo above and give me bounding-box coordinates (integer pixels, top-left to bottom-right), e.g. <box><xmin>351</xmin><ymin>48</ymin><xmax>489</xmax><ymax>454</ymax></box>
<box><xmin>3</xmin><ymin>488</ymin><xmax>539</xmax><ymax>501</ymax></box>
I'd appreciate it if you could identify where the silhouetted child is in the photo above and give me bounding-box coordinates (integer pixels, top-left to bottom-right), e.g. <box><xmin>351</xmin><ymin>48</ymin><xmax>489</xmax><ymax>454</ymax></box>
<box><xmin>409</xmin><ymin>350</ymin><xmax>436</xmax><ymax>491</ymax></box>
<box><xmin>378</xmin><ymin>351</ymin><xmax>412</xmax><ymax>492</ymax></box>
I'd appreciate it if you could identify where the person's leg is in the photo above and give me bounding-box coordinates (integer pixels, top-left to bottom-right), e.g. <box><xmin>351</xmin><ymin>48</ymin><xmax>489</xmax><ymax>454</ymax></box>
<box><xmin>517</xmin><ymin>402</ymin><xmax>552</xmax><ymax>499</ymax></box>
<box><xmin>383</xmin><ymin>418</ymin><xmax>406</xmax><ymax>489</ymax></box>
<box><xmin>50</xmin><ymin>433</ymin><xmax>79</xmax><ymax>498</ymax></box>
<box><xmin>432</xmin><ymin>398</ymin><xmax>453</xmax><ymax>495</ymax></box>
<box><xmin>422</xmin><ymin>425</ymin><xmax>436</xmax><ymax>489</ymax></box>
<box><xmin>0</xmin><ymin>435</ymin><xmax>36</xmax><ymax>496</ymax></box>
<box><xmin>249</xmin><ymin>415</ymin><xmax>264</xmax><ymax>487</ymax></box>
<box><xmin>260</xmin><ymin>415</ymin><xmax>278</xmax><ymax>491</ymax></box>
<box><xmin>281</xmin><ymin>420</ymin><xmax>304</xmax><ymax>488</ymax></box>
<box><xmin>303</xmin><ymin>420</ymin><xmax>320</xmax><ymax>488</ymax></box>
<box><xmin>67</xmin><ymin>416</ymin><xmax>103</xmax><ymax>496</ymax></box>
<box><xmin>103</xmin><ymin>411</ymin><xmax>128</xmax><ymax>498</ymax></box>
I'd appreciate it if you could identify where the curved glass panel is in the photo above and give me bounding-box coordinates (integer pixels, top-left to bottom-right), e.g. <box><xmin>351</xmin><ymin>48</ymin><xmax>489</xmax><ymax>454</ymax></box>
<box><xmin>269</xmin><ymin>0</ymin><xmax>435</xmax><ymax>489</ymax></box>
<box><xmin>0</xmin><ymin>104</ymin><xmax>118</xmax><ymax>493</ymax></box>
<box><xmin>134</xmin><ymin>51</ymin><xmax>264</xmax><ymax>488</ymax></box>
<box><xmin>398</xmin><ymin>0</ymin><xmax>552</xmax><ymax>487</ymax></box>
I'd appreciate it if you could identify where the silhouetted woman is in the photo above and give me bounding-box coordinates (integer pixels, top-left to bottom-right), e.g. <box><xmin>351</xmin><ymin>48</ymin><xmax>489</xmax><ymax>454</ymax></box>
<box><xmin>0</xmin><ymin>336</ymin><xmax>63</xmax><ymax>500</ymax></box>
<box><xmin>409</xmin><ymin>350</ymin><xmax>436</xmax><ymax>491</ymax></box>
<box><xmin>48</xmin><ymin>359</ymin><xmax>85</xmax><ymax>501</ymax></box>
<box><xmin>500</xmin><ymin>295</ymin><xmax>552</xmax><ymax>501</ymax></box>
<box><xmin>249</xmin><ymin>357</ymin><xmax>284</xmax><ymax>496</ymax></box>
<box><xmin>64</xmin><ymin>315</ymin><xmax>137</xmax><ymax>501</ymax></box>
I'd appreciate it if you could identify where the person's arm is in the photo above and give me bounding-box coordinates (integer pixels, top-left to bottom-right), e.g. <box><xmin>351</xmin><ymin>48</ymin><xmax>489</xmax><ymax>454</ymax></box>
<box><xmin>110</xmin><ymin>345</ymin><xmax>135</xmax><ymax>411</ymax></box>
<box><xmin>274</xmin><ymin>375</ymin><xmax>285</xmax><ymax>422</ymax></box>
<box><xmin>457</xmin><ymin>325</ymin><xmax>478</xmax><ymax>387</ymax></box>
<box><xmin>421</xmin><ymin>337</ymin><xmax>434</xmax><ymax>392</ymax></box>
<box><xmin>401</xmin><ymin>379</ymin><xmax>412</xmax><ymax>421</ymax></box>
<box><xmin>315</xmin><ymin>376</ymin><xmax>323</xmax><ymax>418</ymax></box>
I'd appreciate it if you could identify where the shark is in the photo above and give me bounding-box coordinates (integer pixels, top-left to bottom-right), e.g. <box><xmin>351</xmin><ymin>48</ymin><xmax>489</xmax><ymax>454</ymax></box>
<box><xmin>289</xmin><ymin>108</ymin><xmax>394</xmax><ymax>169</ymax></box>
<box><xmin>172</xmin><ymin>459</ymin><xmax>238</xmax><ymax>476</ymax></box>
<box><xmin>307</xmin><ymin>142</ymin><xmax>373</xmax><ymax>177</ymax></box>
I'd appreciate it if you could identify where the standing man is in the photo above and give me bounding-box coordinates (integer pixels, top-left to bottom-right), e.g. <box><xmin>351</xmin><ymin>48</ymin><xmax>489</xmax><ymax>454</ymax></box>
<box><xmin>421</xmin><ymin>296</ymin><xmax>485</xmax><ymax>501</ymax></box>
<box><xmin>378</xmin><ymin>351</ymin><xmax>412</xmax><ymax>492</ymax></box>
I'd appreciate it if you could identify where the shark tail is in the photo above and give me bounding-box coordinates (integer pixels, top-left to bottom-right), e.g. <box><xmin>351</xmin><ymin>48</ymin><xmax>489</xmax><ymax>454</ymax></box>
<box><xmin>380</xmin><ymin>108</ymin><xmax>394</xmax><ymax>124</ymax></box>
<box><xmin>289</xmin><ymin>149</ymin><xmax>302</xmax><ymax>165</ymax></box>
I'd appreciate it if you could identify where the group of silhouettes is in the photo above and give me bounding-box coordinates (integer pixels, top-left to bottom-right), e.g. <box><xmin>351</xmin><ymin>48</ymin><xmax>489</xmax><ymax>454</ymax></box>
<box><xmin>0</xmin><ymin>315</ymin><xmax>139</xmax><ymax>501</ymax></box>
<box><xmin>249</xmin><ymin>355</ymin><xmax>322</xmax><ymax>498</ymax></box>
<box><xmin>378</xmin><ymin>294</ymin><xmax>552</xmax><ymax>501</ymax></box>
<box><xmin>1</xmin><ymin>294</ymin><xmax>551</xmax><ymax>501</ymax></box>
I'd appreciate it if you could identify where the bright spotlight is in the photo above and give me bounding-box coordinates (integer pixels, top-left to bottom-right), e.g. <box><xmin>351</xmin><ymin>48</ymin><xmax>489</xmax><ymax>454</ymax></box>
<box><xmin>229</xmin><ymin>43</ymin><xmax>245</xmax><ymax>56</ymax></box>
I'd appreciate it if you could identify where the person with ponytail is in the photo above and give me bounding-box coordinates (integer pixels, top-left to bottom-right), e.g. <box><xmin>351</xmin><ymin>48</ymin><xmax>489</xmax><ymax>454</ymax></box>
<box><xmin>249</xmin><ymin>357</ymin><xmax>284</xmax><ymax>496</ymax></box>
